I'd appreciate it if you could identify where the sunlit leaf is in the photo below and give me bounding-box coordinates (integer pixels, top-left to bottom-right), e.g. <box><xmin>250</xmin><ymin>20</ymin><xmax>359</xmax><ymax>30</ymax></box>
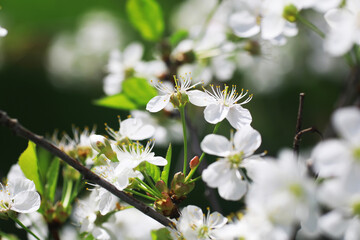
<box><xmin>94</xmin><ymin>94</ymin><xmax>137</xmax><ymax>110</ymax></box>
<box><xmin>151</xmin><ymin>228</ymin><xmax>172</xmax><ymax>240</ymax></box>
<box><xmin>18</xmin><ymin>141</ymin><xmax>43</xmax><ymax>195</ymax></box>
<box><xmin>170</xmin><ymin>29</ymin><xmax>189</xmax><ymax>47</ymax></box>
<box><xmin>46</xmin><ymin>158</ymin><xmax>60</xmax><ymax>203</ymax></box>
<box><xmin>160</xmin><ymin>144</ymin><xmax>172</xmax><ymax>185</ymax></box>
<box><xmin>122</xmin><ymin>77</ymin><xmax>157</xmax><ymax>107</ymax></box>
<box><xmin>126</xmin><ymin>0</ymin><xmax>164</xmax><ymax>41</ymax></box>
<box><xmin>145</xmin><ymin>162</ymin><xmax>161</xmax><ymax>183</ymax></box>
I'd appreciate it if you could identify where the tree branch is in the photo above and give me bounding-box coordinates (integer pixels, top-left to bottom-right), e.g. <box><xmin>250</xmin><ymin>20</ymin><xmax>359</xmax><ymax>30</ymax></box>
<box><xmin>293</xmin><ymin>93</ymin><xmax>305</xmax><ymax>157</ymax></box>
<box><xmin>0</xmin><ymin>110</ymin><xmax>174</xmax><ymax>228</ymax></box>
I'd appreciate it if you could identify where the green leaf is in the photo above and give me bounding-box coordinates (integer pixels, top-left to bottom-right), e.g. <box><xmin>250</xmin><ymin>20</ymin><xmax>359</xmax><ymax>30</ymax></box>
<box><xmin>37</xmin><ymin>147</ymin><xmax>52</xmax><ymax>183</ymax></box>
<box><xmin>122</xmin><ymin>77</ymin><xmax>157</xmax><ymax>107</ymax></box>
<box><xmin>46</xmin><ymin>158</ymin><xmax>60</xmax><ymax>203</ymax></box>
<box><xmin>151</xmin><ymin>228</ymin><xmax>172</xmax><ymax>240</ymax></box>
<box><xmin>94</xmin><ymin>93</ymin><xmax>137</xmax><ymax>110</ymax></box>
<box><xmin>170</xmin><ymin>29</ymin><xmax>189</xmax><ymax>47</ymax></box>
<box><xmin>126</xmin><ymin>0</ymin><xmax>164</xmax><ymax>41</ymax></box>
<box><xmin>160</xmin><ymin>144</ymin><xmax>172</xmax><ymax>185</ymax></box>
<box><xmin>18</xmin><ymin>141</ymin><xmax>43</xmax><ymax>195</ymax></box>
<box><xmin>145</xmin><ymin>162</ymin><xmax>161</xmax><ymax>183</ymax></box>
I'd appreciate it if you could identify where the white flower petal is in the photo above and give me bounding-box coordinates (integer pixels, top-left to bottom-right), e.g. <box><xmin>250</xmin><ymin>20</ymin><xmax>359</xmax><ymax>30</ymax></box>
<box><xmin>120</xmin><ymin>118</ymin><xmax>155</xmax><ymax>140</ymax></box>
<box><xmin>204</xmin><ymin>104</ymin><xmax>229</xmax><ymax>124</ymax></box>
<box><xmin>98</xmin><ymin>191</ymin><xmax>117</xmax><ymax>215</ymax></box>
<box><xmin>332</xmin><ymin>106</ymin><xmax>360</xmax><ymax>144</ymax></box>
<box><xmin>9</xmin><ymin>178</ymin><xmax>36</xmax><ymax>197</ymax></box>
<box><xmin>146</xmin><ymin>156</ymin><xmax>167</xmax><ymax>166</ymax></box>
<box><xmin>0</xmin><ymin>27</ymin><xmax>8</xmax><ymax>37</ymax></box>
<box><xmin>344</xmin><ymin>218</ymin><xmax>360</xmax><ymax>240</ymax></box>
<box><xmin>123</xmin><ymin>42</ymin><xmax>143</xmax><ymax>67</ymax></box>
<box><xmin>207</xmin><ymin>212</ymin><xmax>228</xmax><ymax>229</ymax></box>
<box><xmin>319</xmin><ymin>211</ymin><xmax>349</xmax><ymax>238</ymax></box>
<box><xmin>261</xmin><ymin>14</ymin><xmax>285</xmax><ymax>40</ymax></box>
<box><xmin>311</xmin><ymin>139</ymin><xmax>350</xmax><ymax>177</ymax></box>
<box><xmin>103</xmin><ymin>73</ymin><xmax>124</xmax><ymax>96</ymax></box>
<box><xmin>218</xmin><ymin>170</ymin><xmax>247</xmax><ymax>201</ymax></box>
<box><xmin>12</xmin><ymin>191</ymin><xmax>41</xmax><ymax>213</ymax></box>
<box><xmin>229</xmin><ymin>11</ymin><xmax>260</xmax><ymax>38</ymax></box>
<box><xmin>226</xmin><ymin>105</ymin><xmax>252</xmax><ymax>130</ymax></box>
<box><xmin>202</xmin><ymin>160</ymin><xmax>232</xmax><ymax>188</ymax></box>
<box><xmin>233</xmin><ymin>125</ymin><xmax>261</xmax><ymax>155</ymax></box>
<box><xmin>201</xmin><ymin>134</ymin><xmax>232</xmax><ymax>157</ymax></box>
<box><xmin>146</xmin><ymin>95</ymin><xmax>171</xmax><ymax>112</ymax></box>
<box><xmin>188</xmin><ymin>90</ymin><xmax>216</xmax><ymax>107</ymax></box>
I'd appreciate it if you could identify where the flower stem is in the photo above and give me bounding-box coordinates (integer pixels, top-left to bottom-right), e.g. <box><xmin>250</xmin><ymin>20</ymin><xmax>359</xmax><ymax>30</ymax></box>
<box><xmin>296</xmin><ymin>14</ymin><xmax>325</xmax><ymax>38</ymax></box>
<box><xmin>136</xmin><ymin>177</ymin><xmax>162</xmax><ymax>199</ymax></box>
<box><xmin>185</xmin><ymin>122</ymin><xmax>221</xmax><ymax>182</ymax></box>
<box><xmin>142</xmin><ymin>172</ymin><xmax>162</xmax><ymax>196</ymax></box>
<box><xmin>179</xmin><ymin>105</ymin><xmax>188</xmax><ymax>175</ymax></box>
<box><xmin>125</xmin><ymin>189</ymin><xmax>157</xmax><ymax>201</ymax></box>
<box><xmin>63</xmin><ymin>179</ymin><xmax>73</xmax><ymax>209</ymax></box>
<box><xmin>9</xmin><ymin>215</ymin><xmax>40</xmax><ymax>240</ymax></box>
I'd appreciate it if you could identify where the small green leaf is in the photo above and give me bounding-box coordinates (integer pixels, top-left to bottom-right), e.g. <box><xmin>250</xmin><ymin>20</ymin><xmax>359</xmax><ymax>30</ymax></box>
<box><xmin>18</xmin><ymin>141</ymin><xmax>43</xmax><ymax>195</ymax></box>
<box><xmin>160</xmin><ymin>144</ymin><xmax>172</xmax><ymax>185</ymax></box>
<box><xmin>145</xmin><ymin>162</ymin><xmax>161</xmax><ymax>183</ymax></box>
<box><xmin>94</xmin><ymin>93</ymin><xmax>137</xmax><ymax>110</ymax></box>
<box><xmin>37</xmin><ymin>147</ymin><xmax>52</xmax><ymax>183</ymax></box>
<box><xmin>170</xmin><ymin>29</ymin><xmax>189</xmax><ymax>47</ymax></box>
<box><xmin>123</xmin><ymin>77</ymin><xmax>157</xmax><ymax>107</ymax></box>
<box><xmin>126</xmin><ymin>0</ymin><xmax>164</xmax><ymax>41</ymax></box>
<box><xmin>151</xmin><ymin>228</ymin><xmax>172</xmax><ymax>240</ymax></box>
<box><xmin>46</xmin><ymin>158</ymin><xmax>60</xmax><ymax>203</ymax></box>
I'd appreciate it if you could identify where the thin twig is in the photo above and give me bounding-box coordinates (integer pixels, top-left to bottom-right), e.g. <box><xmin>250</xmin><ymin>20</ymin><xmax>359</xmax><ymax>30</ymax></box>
<box><xmin>293</xmin><ymin>127</ymin><xmax>323</xmax><ymax>158</ymax></box>
<box><xmin>293</xmin><ymin>93</ymin><xmax>305</xmax><ymax>157</ymax></box>
<box><xmin>0</xmin><ymin>110</ymin><xmax>174</xmax><ymax>228</ymax></box>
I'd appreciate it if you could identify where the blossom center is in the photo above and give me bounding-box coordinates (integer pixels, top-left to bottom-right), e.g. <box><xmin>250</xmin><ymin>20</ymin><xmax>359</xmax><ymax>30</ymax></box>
<box><xmin>197</xmin><ymin>225</ymin><xmax>209</xmax><ymax>238</ymax></box>
<box><xmin>353</xmin><ymin>147</ymin><xmax>360</xmax><ymax>162</ymax></box>
<box><xmin>228</xmin><ymin>152</ymin><xmax>244</xmax><ymax>168</ymax></box>
<box><xmin>352</xmin><ymin>201</ymin><xmax>360</xmax><ymax>217</ymax></box>
<box><xmin>288</xmin><ymin>183</ymin><xmax>304</xmax><ymax>198</ymax></box>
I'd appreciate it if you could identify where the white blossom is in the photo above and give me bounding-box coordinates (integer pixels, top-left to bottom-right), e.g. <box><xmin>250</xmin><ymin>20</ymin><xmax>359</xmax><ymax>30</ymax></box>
<box><xmin>177</xmin><ymin>205</ymin><xmax>227</xmax><ymax>240</ymax></box>
<box><xmin>189</xmin><ymin>84</ymin><xmax>252</xmax><ymax>129</ymax></box>
<box><xmin>324</xmin><ymin>0</ymin><xmax>360</xmax><ymax>56</ymax></box>
<box><xmin>0</xmin><ymin>178</ymin><xmax>41</xmax><ymax>214</ymax></box>
<box><xmin>201</xmin><ymin>125</ymin><xmax>261</xmax><ymax>200</ymax></box>
<box><xmin>103</xmin><ymin>43</ymin><xmax>144</xmax><ymax>95</ymax></box>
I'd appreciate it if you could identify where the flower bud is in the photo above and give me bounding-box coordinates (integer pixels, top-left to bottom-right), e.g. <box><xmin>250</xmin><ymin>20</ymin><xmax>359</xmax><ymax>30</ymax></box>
<box><xmin>171</xmin><ymin>172</ymin><xmax>195</xmax><ymax>197</ymax></box>
<box><xmin>189</xmin><ymin>156</ymin><xmax>199</xmax><ymax>169</ymax></box>
<box><xmin>282</xmin><ymin>4</ymin><xmax>298</xmax><ymax>22</ymax></box>
<box><xmin>155</xmin><ymin>180</ymin><xmax>168</xmax><ymax>193</ymax></box>
<box><xmin>90</xmin><ymin>135</ymin><xmax>118</xmax><ymax>162</ymax></box>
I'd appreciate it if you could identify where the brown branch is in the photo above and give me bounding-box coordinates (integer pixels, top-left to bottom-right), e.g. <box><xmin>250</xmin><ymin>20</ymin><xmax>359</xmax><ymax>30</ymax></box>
<box><xmin>0</xmin><ymin>110</ymin><xmax>174</xmax><ymax>228</ymax></box>
<box><xmin>293</xmin><ymin>93</ymin><xmax>305</xmax><ymax>157</ymax></box>
<box><xmin>293</xmin><ymin>127</ymin><xmax>323</xmax><ymax>158</ymax></box>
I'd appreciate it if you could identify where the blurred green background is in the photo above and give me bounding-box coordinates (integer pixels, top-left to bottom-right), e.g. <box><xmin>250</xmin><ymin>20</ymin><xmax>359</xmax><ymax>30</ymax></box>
<box><xmin>0</xmin><ymin>0</ymin><xmax>346</xmax><ymax>237</ymax></box>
